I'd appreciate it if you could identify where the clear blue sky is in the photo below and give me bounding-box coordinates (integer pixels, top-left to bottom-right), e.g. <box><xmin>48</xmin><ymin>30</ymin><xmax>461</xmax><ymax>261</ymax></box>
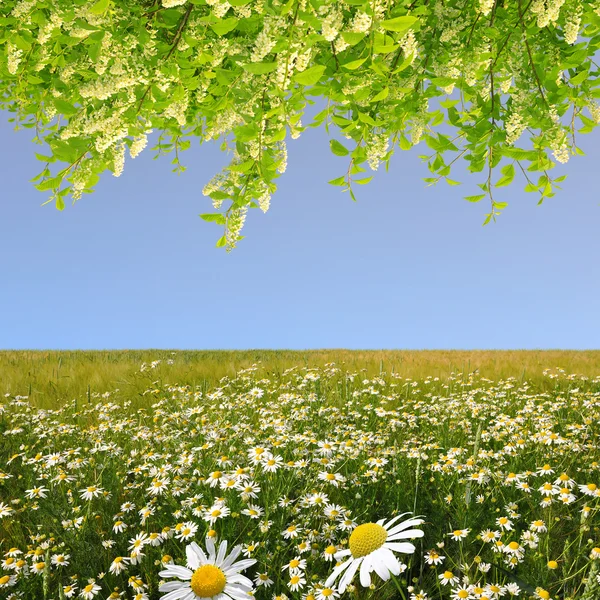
<box><xmin>1</xmin><ymin>100</ymin><xmax>599</xmax><ymax>350</ymax></box>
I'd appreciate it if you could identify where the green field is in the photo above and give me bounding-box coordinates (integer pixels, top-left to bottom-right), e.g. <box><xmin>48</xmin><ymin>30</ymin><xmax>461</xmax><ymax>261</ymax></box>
<box><xmin>1</xmin><ymin>351</ymin><xmax>599</xmax><ymax>600</ymax></box>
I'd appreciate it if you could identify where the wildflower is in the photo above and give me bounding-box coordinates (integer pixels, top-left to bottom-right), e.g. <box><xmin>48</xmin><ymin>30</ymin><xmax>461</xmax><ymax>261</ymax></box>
<box><xmin>324</xmin><ymin>513</ymin><xmax>424</xmax><ymax>593</ymax></box>
<box><xmin>51</xmin><ymin>553</ymin><xmax>70</xmax><ymax>567</ymax></box>
<box><xmin>79</xmin><ymin>581</ymin><xmax>102</xmax><ymax>599</ymax></box>
<box><xmin>439</xmin><ymin>571</ymin><xmax>460</xmax><ymax>586</ymax></box>
<box><xmin>25</xmin><ymin>487</ymin><xmax>49</xmax><ymax>499</ymax></box>
<box><xmin>450</xmin><ymin>529</ymin><xmax>470</xmax><ymax>541</ymax></box>
<box><xmin>282</xmin><ymin>557</ymin><xmax>307</xmax><ymax>575</ymax></box>
<box><xmin>255</xmin><ymin>572</ymin><xmax>274</xmax><ymax>587</ymax></box>
<box><xmin>316</xmin><ymin>587</ymin><xmax>340</xmax><ymax>600</ymax></box>
<box><xmin>109</xmin><ymin>556</ymin><xmax>129</xmax><ymax>575</ymax></box>
<box><xmin>158</xmin><ymin>537</ymin><xmax>256</xmax><ymax>600</ymax></box>
<box><xmin>79</xmin><ymin>485</ymin><xmax>104</xmax><ymax>501</ymax></box>
<box><xmin>289</xmin><ymin>574</ymin><xmax>307</xmax><ymax>591</ymax></box>
<box><xmin>63</xmin><ymin>584</ymin><xmax>78</xmax><ymax>598</ymax></box>
<box><xmin>176</xmin><ymin>521</ymin><xmax>199</xmax><ymax>542</ymax></box>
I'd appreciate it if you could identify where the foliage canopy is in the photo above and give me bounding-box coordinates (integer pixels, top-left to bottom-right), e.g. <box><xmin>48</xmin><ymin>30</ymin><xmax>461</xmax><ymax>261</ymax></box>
<box><xmin>1</xmin><ymin>0</ymin><xmax>600</xmax><ymax>249</ymax></box>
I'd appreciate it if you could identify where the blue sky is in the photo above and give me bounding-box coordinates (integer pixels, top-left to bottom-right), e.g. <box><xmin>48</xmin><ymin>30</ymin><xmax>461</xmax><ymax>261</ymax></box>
<box><xmin>1</xmin><ymin>99</ymin><xmax>599</xmax><ymax>350</ymax></box>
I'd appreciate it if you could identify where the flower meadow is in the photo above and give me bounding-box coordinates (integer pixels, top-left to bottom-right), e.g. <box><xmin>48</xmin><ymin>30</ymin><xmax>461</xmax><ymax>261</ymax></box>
<box><xmin>1</xmin><ymin>363</ymin><xmax>600</xmax><ymax>600</ymax></box>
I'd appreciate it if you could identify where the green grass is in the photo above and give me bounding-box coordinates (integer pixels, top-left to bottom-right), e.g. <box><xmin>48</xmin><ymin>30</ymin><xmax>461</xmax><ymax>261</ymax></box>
<box><xmin>2</xmin><ymin>349</ymin><xmax>600</xmax><ymax>409</ymax></box>
<box><xmin>0</xmin><ymin>354</ymin><xmax>599</xmax><ymax>600</ymax></box>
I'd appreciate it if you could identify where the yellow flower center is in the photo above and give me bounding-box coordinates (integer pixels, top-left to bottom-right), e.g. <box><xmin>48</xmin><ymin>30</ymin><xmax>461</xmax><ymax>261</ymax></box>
<box><xmin>321</xmin><ymin>589</ymin><xmax>334</xmax><ymax>597</ymax></box>
<box><xmin>587</xmin><ymin>484</ymin><xmax>597</xmax><ymax>491</ymax></box>
<box><xmin>458</xmin><ymin>591</ymin><xmax>469</xmax><ymax>599</ymax></box>
<box><xmin>0</xmin><ymin>575</ymin><xmax>10</xmax><ymax>585</ymax></box>
<box><xmin>547</xmin><ymin>561</ymin><xmax>558</xmax><ymax>569</ymax></box>
<box><xmin>190</xmin><ymin>564</ymin><xmax>227</xmax><ymax>598</ymax></box>
<box><xmin>508</xmin><ymin>542</ymin><xmax>520</xmax><ymax>550</ymax></box>
<box><xmin>84</xmin><ymin>584</ymin><xmax>94</xmax><ymax>593</ymax></box>
<box><xmin>349</xmin><ymin>523</ymin><xmax>388</xmax><ymax>558</ymax></box>
<box><xmin>538</xmin><ymin>590</ymin><xmax>550</xmax><ymax>600</ymax></box>
<box><xmin>443</xmin><ymin>571</ymin><xmax>454</xmax><ymax>580</ymax></box>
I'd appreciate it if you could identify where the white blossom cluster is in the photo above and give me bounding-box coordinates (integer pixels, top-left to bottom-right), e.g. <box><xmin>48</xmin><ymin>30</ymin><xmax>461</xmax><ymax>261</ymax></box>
<box><xmin>479</xmin><ymin>0</ymin><xmax>495</xmax><ymax>16</ymax></box>
<box><xmin>225</xmin><ymin>206</ymin><xmax>248</xmax><ymax>247</ymax></box>
<box><xmin>349</xmin><ymin>11</ymin><xmax>372</xmax><ymax>34</ymax></box>
<box><xmin>250</xmin><ymin>16</ymin><xmax>283</xmax><ymax>62</ymax></box>
<box><xmin>563</xmin><ymin>0</ymin><xmax>583</xmax><ymax>44</ymax></box>
<box><xmin>530</xmin><ymin>0</ymin><xmax>566</xmax><ymax>28</ymax></box>
<box><xmin>366</xmin><ymin>133</ymin><xmax>390</xmax><ymax>171</ymax></box>
<box><xmin>320</xmin><ymin>6</ymin><xmax>344</xmax><ymax>42</ymax></box>
<box><xmin>6</xmin><ymin>42</ymin><xmax>23</xmax><ymax>75</ymax></box>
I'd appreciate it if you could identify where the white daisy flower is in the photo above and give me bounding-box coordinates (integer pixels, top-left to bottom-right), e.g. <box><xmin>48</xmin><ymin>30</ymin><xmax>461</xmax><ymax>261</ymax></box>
<box><xmin>324</xmin><ymin>513</ymin><xmax>424</xmax><ymax>593</ymax></box>
<box><xmin>159</xmin><ymin>537</ymin><xmax>256</xmax><ymax>600</ymax></box>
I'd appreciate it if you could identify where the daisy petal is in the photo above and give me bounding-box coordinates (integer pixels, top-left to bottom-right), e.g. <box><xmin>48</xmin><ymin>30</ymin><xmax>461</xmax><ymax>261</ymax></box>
<box><xmin>162</xmin><ymin>587</ymin><xmax>194</xmax><ymax>600</ymax></box>
<box><xmin>371</xmin><ymin>553</ymin><xmax>391</xmax><ymax>582</ymax></box>
<box><xmin>338</xmin><ymin>558</ymin><xmax>361</xmax><ymax>593</ymax></box>
<box><xmin>221</xmin><ymin>545</ymin><xmax>242</xmax><ymax>570</ymax></box>
<box><xmin>190</xmin><ymin>541</ymin><xmax>209</xmax><ymax>565</ymax></box>
<box><xmin>226</xmin><ymin>559</ymin><xmax>256</xmax><ymax>573</ymax></box>
<box><xmin>159</xmin><ymin>566</ymin><xmax>193</xmax><ymax>580</ymax></box>
<box><xmin>186</xmin><ymin>545</ymin><xmax>200</xmax><ymax>570</ymax></box>
<box><xmin>384</xmin><ymin>542</ymin><xmax>416</xmax><ymax>554</ymax></box>
<box><xmin>383</xmin><ymin>513</ymin><xmax>413</xmax><ymax>530</ymax></box>
<box><xmin>379</xmin><ymin>547</ymin><xmax>401</xmax><ymax>576</ymax></box>
<box><xmin>333</xmin><ymin>549</ymin><xmax>352</xmax><ymax>559</ymax></box>
<box><xmin>325</xmin><ymin>557</ymin><xmax>354</xmax><ymax>588</ymax></box>
<box><xmin>386</xmin><ymin>518</ymin><xmax>425</xmax><ymax>536</ymax></box>
<box><xmin>217</xmin><ymin>540</ymin><xmax>228</xmax><ymax>565</ymax></box>
<box><xmin>159</xmin><ymin>582</ymin><xmax>186</xmax><ymax>593</ymax></box>
<box><xmin>206</xmin><ymin>536</ymin><xmax>216</xmax><ymax>562</ymax></box>
<box><xmin>359</xmin><ymin>555</ymin><xmax>372</xmax><ymax>588</ymax></box>
<box><xmin>387</xmin><ymin>529</ymin><xmax>425</xmax><ymax>541</ymax></box>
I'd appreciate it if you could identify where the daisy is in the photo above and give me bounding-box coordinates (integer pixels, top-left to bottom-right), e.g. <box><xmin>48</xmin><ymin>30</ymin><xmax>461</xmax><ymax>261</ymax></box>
<box><xmin>79</xmin><ymin>486</ymin><xmax>104</xmax><ymax>501</ymax></box>
<box><xmin>158</xmin><ymin>537</ymin><xmax>256</xmax><ymax>600</ymax></box>
<box><xmin>79</xmin><ymin>581</ymin><xmax>102</xmax><ymax>599</ymax></box>
<box><xmin>255</xmin><ymin>572</ymin><xmax>274</xmax><ymax>587</ymax></box>
<box><xmin>324</xmin><ymin>513</ymin><xmax>424</xmax><ymax>593</ymax></box>
<box><xmin>176</xmin><ymin>522</ymin><xmax>199</xmax><ymax>542</ymax></box>
<box><xmin>316</xmin><ymin>587</ymin><xmax>339</xmax><ymax>600</ymax></box>
<box><xmin>288</xmin><ymin>575</ymin><xmax>307</xmax><ymax>592</ymax></box>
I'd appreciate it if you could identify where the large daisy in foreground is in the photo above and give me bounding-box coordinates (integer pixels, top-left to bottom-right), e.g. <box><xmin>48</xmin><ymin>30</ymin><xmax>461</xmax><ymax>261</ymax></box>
<box><xmin>325</xmin><ymin>513</ymin><xmax>425</xmax><ymax>593</ymax></box>
<box><xmin>158</xmin><ymin>537</ymin><xmax>256</xmax><ymax>600</ymax></box>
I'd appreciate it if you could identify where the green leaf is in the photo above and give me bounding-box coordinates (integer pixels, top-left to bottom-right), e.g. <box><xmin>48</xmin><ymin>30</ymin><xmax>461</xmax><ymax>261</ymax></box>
<box><xmin>524</xmin><ymin>183</ymin><xmax>538</xmax><ymax>193</ymax></box>
<box><xmin>341</xmin><ymin>31</ymin><xmax>365</xmax><ymax>45</ymax></box>
<box><xmin>342</xmin><ymin>57</ymin><xmax>367</xmax><ymax>70</ymax></box>
<box><xmin>242</xmin><ymin>61</ymin><xmax>277</xmax><ymax>74</ymax></box>
<box><xmin>494</xmin><ymin>201</ymin><xmax>508</xmax><ymax>210</ymax></box>
<box><xmin>328</xmin><ymin>176</ymin><xmax>346</xmax><ymax>186</ymax></box>
<box><xmin>55</xmin><ymin>195</ymin><xmax>65</xmax><ymax>211</ymax></box>
<box><xmin>200</xmin><ymin>213</ymin><xmax>226</xmax><ymax>225</ymax></box>
<box><xmin>215</xmin><ymin>235</ymin><xmax>227</xmax><ymax>248</ymax></box>
<box><xmin>464</xmin><ymin>194</ymin><xmax>486</xmax><ymax>202</ymax></box>
<box><xmin>89</xmin><ymin>0</ymin><xmax>110</xmax><ymax>15</ymax></box>
<box><xmin>399</xmin><ymin>135</ymin><xmax>411</xmax><ymax>150</ymax></box>
<box><xmin>495</xmin><ymin>163</ymin><xmax>515</xmax><ymax>187</ymax></box>
<box><xmin>293</xmin><ymin>65</ymin><xmax>327</xmax><ymax>86</ymax></box>
<box><xmin>330</xmin><ymin>139</ymin><xmax>350</xmax><ymax>157</ymax></box>
<box><xmin>210</xmin><ymin>18</ymin><xmax>239</xmax><ymax>36</ymax></box>
<box><xmin>371</xmin><ymin>87</ymin><xmax>389</xmax><ymax>102</ymax></box>
<box><xmin>53</xmin><ymin>98</ymin><xmax>78</xmax><ymax>116</ymax></box>
<box><xmin>445</xmin><ymin>178</ymin><xmax>461</xmax><ymax>186</ymax></box>
<box><xmin>354</xmin><ymin>176</ymin><xmax>373</xmax><ymax>185</ymax></box>
<box><xmin>379</xmin><ymin>16</ymin><xmax>418</xmax><ymax>34</ymax></box>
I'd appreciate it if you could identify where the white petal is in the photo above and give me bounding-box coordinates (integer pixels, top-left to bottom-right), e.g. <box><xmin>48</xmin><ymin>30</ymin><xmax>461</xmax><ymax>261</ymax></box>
<box><xmin>383</xmin><ymin>542</ymin><xmax>415</xmax><ymax>554</ymax></box>
<box><xmin>216</xmin><ymin>540</ymin><xmax>228</xmax><ymax>566</ymax></box>
<box><xmin>186</xmin><ymin>545</ymin><xmax>200</xmax><ymax>570</ymax></box>
<box><xmin>159</xmin><ymin>566</ymin><xmax>194</xmax><ymax>580</ymax></box>
<box><xmin>221</xmin><ymin>545</ymin><xmax>242</xmax><ymax>570</ymax></box>
<box><xmin>379</xmin><ymin>548</ymin><xmax>401</xmax><ymax>576</ymax></box>
<box><xmin>383</xmin><ymin>513</ymin><xmax>412</xmax><ymax>530</ymax></box>
<box><xmin>370</xmin><ymin>553</ymin><xmax>390</xmax><ymax>582</ymax></box>
<box><xmin>359</xmin><ymin>556</ymin><xmax>372</xmax><ymax>588</ymax></box>
<box><xmin>333</xmin><ymin>549</ymin><xmax>352</xmax><ymax>559</ymax></box>
<box><xmin>226</xmin><ymin>574</ymin><xmax>253</xmax><ymax>588</ymax></box>
<box><xmin>338</xmin><ymin>558</ymin><xmax>361</xmax><ymax>593</ymax></box>
<box><xmin>190</xmin><ymin>541</ymin><xmax>209</xmax><ymax>565</ymax></box>
<box><xmin>386</xmin><ymin>518</ymin><xmax>425</xmax><ymax>536</ymax></box>
<box><xmin>324</xmin><ymin>557</ymin><xmax>354</xmax><ymax>588</ymax></box>
<box><xmin>206</xmin><ymin>536</ymin><xmax>216</xmax><ymax>561</ymax></box>
<box><xmin>223</xmin><ymin>586</ymin><xmax>252</xmax><ymax>600</ymax></box>
<box><xmin>388</xmin><ymin>529</ymin><xmax>424</xmax><ymax>542</ymax></box>
<box><xmin>159</xmin><ymin>582</ymin><xmax>187</xmax><ymax>593</ymax></box>
<box><xmin>162</xmin><ymin>587</ymin><xmax>194</xmax><ymax>600</ymax></box>
<box><xmin>226</xmin><ymin>559</ymin><xmax>256</xmax><ymax>573</ymax></box>
<box><xmin>376</xmin><ymin>518</ymin><xmax>385</xmax><ymax>526</ymax></box>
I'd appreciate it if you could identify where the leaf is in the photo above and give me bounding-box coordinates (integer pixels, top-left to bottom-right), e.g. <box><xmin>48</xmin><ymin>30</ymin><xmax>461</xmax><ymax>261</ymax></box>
<box><xmin>379</xmin><ymin>16</ymin><xmax>418</xmax><ymax>34</ymax></box>
<box><xmin>328</xmin><ymin>176</ymin><xmax>346</xmax><ymax>186</ymax></box>
<box><xmin>89</xmin><ymin>0</ymin><xmax>109</xmax><ymax>15</ymax></box>
<box><xmin>200</xmin><ymin>213</ymin><xmax>226</xmax><ymax>225</ymax></box>
<box><xmin>55</xmin><ymin>195</ymin><xmax>65</xmax><ymax>211</ymax></box>
<box><xmin>464</xmin><ymin>194</ymin><xmax>486</xmax><ymax>202</ymax></box>
<box><xmin>495</xmin><ymin>163</ymin><xmax>515</xmax><ymax>187</ymax></box>
<box><xmin>293</xmin><ymin>65</ymin><xmax>326</xmax><ymax>86</ymax></box>
<box><xmin>210</xmin><ymin>17</ymin><xmax>239</xmax><ymax>36</ymax></box>
<box><xmin>354</xmin><ymin>176</ymin><xmax>373</xmax><ymax>185</ymax></box>
<box><xmin>341</xmin><ymin>31</ymin><xmax>365</xmax><ymax>45</ymax></box>
<box><xmin>524</xmin><ymin>183</ymin><xmax>538</xmax><ymax>193</ymax></box>
<box><xmin>53</xmin><ymin>98</ymin><xmax>78</xmax><ymax>116</ymax></box>
<box><xmin>330</xmin><ymin>139</ymin><xmax>350</xmax><ymax>157</ymax></box>
<box><xmin>242</xmin><ymin>61</ymin><xmax>277</xmax><ymax>74</ymax></box>
<box><xmin>215</xmin><ymin>235</ymin><xmax>227</xmax><ymax>248</ymax></box>
<box><xmin>371</xmin><ymin>87</ymin><xmax>389</xmax><ymax>102</ymax></box>
<box><xmin>342</xmin><ymin>57</ymin><xmax>367</xmax><ymax>70</ymax></box>
<box><xmin>399</xmin><ymin>135</ymin><xmax>411</xmax><ymax>150</ymax></box>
